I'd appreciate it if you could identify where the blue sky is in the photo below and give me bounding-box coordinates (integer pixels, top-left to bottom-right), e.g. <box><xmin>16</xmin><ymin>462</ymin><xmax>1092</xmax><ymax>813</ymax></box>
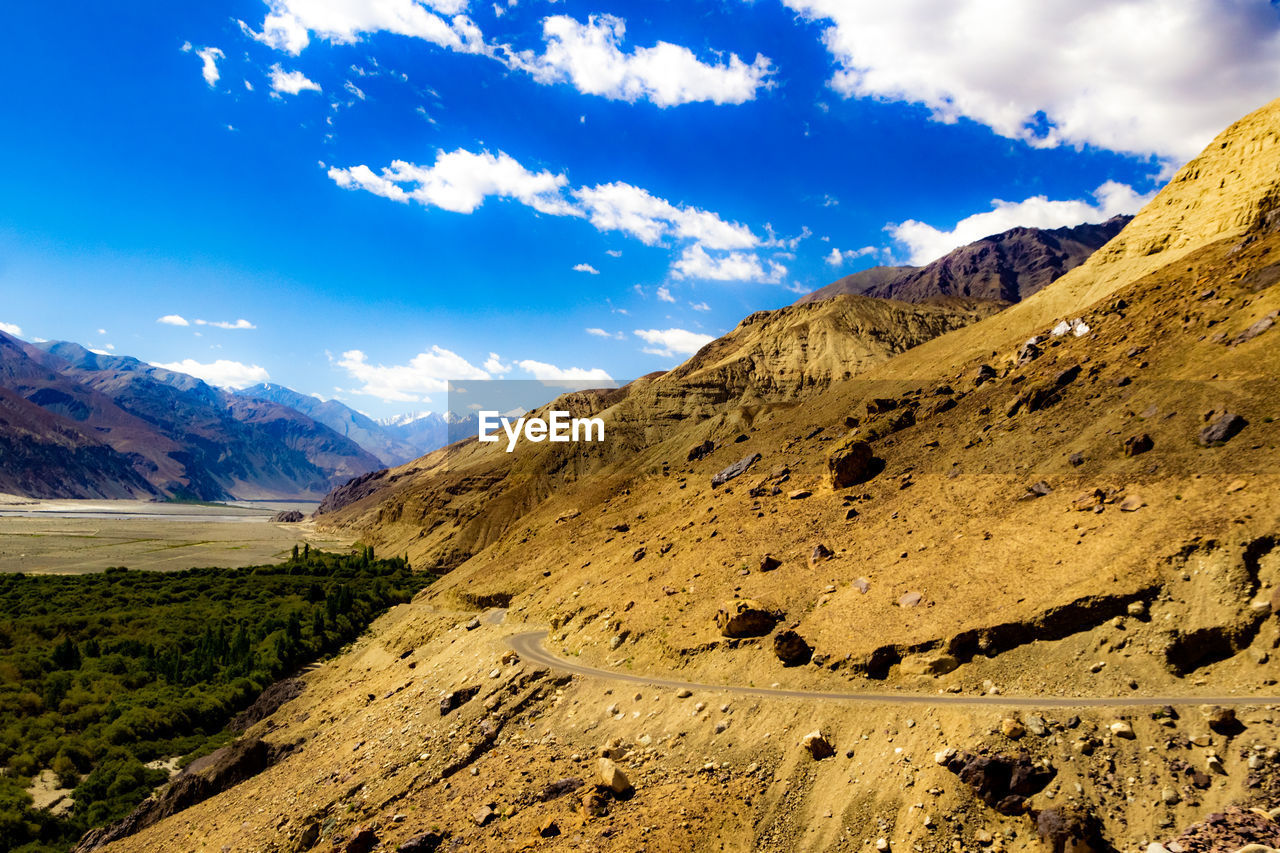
<box><xmin>2</xmin><ymin>1</ymin><xmax>1278</xmax><ymax>418</ymax></box>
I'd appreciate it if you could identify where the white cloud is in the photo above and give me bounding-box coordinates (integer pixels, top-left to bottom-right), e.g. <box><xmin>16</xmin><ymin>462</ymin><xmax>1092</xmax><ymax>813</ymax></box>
<box><xmin>605</xmin><ymin>249</ymin><xmax>622</xmax><ymax>258</ymax></box>
<box><xmin>780</xmin><ymin>0</ymin><xmax>1280</xmax><ymax>162</ymax></box>
<box><xmin>193</xmin><ymin>318</ymin><xmax>257</xmax><ymax>330</ymax></box>
<box><xmin>483</xmin><ymin>352</ymin><xmax>512</xmax><ymax>374</ymax></box>
<box><xmin>655</xmin><ymin>286</ymin><xmax>676</xmax><ymax>303</ymax></box>
<box><xmin>689</xmin><ymin>301</ymin><xmax>710</xmax><ymax>311</ymax></box>
<box><xmin>329</xmin><ymin>148</ymin><xmax>575</xmax><ymax>215</ymax></box>
<box><xmin>157</xmin><ymin>314</ymin><xmax>190</xmax><ymax>326</ymax></box>
<box><xmin>503</xmin><ymin>14</ymin><xmax>772</xmax><ymax>107</ymax></box>
<box><xmin>331</xmin><ymin>147</ymin><xmax>785</xmax><ymax>280</ymax></box>
<box><xmin>152</xmin><ymin>358</ymin><xmax>270</xmax><ymax>389</ymax></box>
<box><xmin>887</xmin><ymin>180</ymin><xmax>1149</xmax><ymax>265</ymax></box>
<box><xmin>573</xmin><ymin>262</ymin><xmax>600</xmax><ymax>274</ymax></box>
<box><xmin>336</xmin><ymin>346</ymin><xmax>490</xmax><ymax>402</ymax></box>
<box><xmin>573</xmin><ymin>181</ymin><xmax>756</xmax><ymax>250</ymax></box>
<box><xmin>825</xmin><ymin>246</ymin><xmax>877</xmax><ymax>266</ymax></box>
<box><xmin>0</xmin><ymin>321</ymin><xmax>22</xmax><ymax>336</ymax></box>
<box><xmin>269</xmin><ymin>64</ymin><xmax>322</xmax><ymax>95</ymax></box>
<box><xmin>515</xmin><ymin>359</ymin><xmax>612</xmax><ymax>381</ymax></box>
<box><xmin>240</xmin><ymin>0</ymin><xmax>476</xmax><ymax>56</ymax></box>
<box><xmin>633</xmin><ymin>327</ymin><xmax>714</xmax><ymax>358</ymax></box>
<box><xmin>671</xmin><ymin>245</ymin><xmax>786</xmax><ymax>283</ymax></box>
<box><xmin>189</xmin><ymin>46</ymin><xmax>225</xmax><ymax>87</ymax></box>
<box><xmin>344</xmin><ymin>80</ymin><xmax>366</xmax><ymax>100</ymax></box>
<box><xmin>585</xmin><ymin>327</ymin><xmax>622</xmax><ymax>339</ymax></box>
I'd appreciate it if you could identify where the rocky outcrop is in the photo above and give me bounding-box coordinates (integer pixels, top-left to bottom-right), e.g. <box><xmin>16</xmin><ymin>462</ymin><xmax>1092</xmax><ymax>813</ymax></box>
<box><xmin>715</xmin><ymin>600</ymin><xmax>778</xmax><ymax>638</ymax></box>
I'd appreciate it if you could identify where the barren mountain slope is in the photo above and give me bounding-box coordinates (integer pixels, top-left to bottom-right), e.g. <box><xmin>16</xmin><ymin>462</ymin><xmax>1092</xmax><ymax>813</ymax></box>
<box><xmin>797</xmin><ymin>217</ymin><xmax>1131</xmax><ymax>305</ymax></box>
<box><xmin>91</xmin><ymin>98</ymin><xmax>1280</xmax><ymax>853</ymax></box>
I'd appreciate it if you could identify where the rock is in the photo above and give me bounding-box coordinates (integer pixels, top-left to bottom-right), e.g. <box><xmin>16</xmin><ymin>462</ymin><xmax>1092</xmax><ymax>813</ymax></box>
<box><xmin>801</xmin><ymin>730</ymin><xmax>834</xmax><ymax>760</ymax></box>
<box><xmin>974</xmin><ymin>364</ymin><xmax>997</xmax><ymax>386</ymax></box>
<box><xmin>1024</xmin><ymin>715</ymin><xmax>1047</xmax><ymax>737</ymax></box>
<box><xmin>866</xmin><ymin>397</ymin><xmax>899</xmax><ymax>415</ymax></box>
<box><xmin>712</xmin><ymin>452</ymin><xmax>761</xmax><ymax>488</ymax></box>
<box><xmin>1205</xmin><ymin>706</ymin><xmax>1244</xmax><ymax>736</ymax></box>
<box><xmin>1206</xmin><ymin>752</ymin><xmax>1226</xmax><ymax>775</ymax></box>
<box><xmin>900</xmin><ymin>652</ymin><xmax>958</xmax><ymax>676</ymax></box>
<box><xmin>1227</xmin><ymin>478</ymin><xmax>1248</xmax><ymax>493</ymax></box>
<box><xmin>860</xmin><ymin>407</ymin><xmax>916</xmax><ymax>441</ymax></box>
<box><xmin>1233</xmin><ymin>312</ymin><xmax>1276</xmax><ymax>344</ymax></box>
<box><xmin>1073</xmin><ymin>489</ymin><xmax>1106</xmax><ymax>512</ymax></box>
<box><xmin>464</xmin><ymin>617</ymin><xmax>480</xmax><ymax>631</ymax></box>
<box><xmin>1119</xmin><ymin>495</ymin><xmax>1145</xmax><ymax>512</ymax></box>
<box><xmin>676</xmin><ymin>688</ymin><xmax>692</xmax><ymax>698</ymax></box>
<box><xmin>471</xmin><ymin>805</ymin><xmax>494</xmax><ymax>826</ymax></box>
<box><xmin>1127</xmin><ymin>600</ymin><xmax>1148</xmax><ymax>618</ymax></box>
<box><xmin>828</xmin><ymin>436</ymin><xmax>875</xmax><ymax>488</ymax></box>
<box><xmin>808</xmin><ymin>543</ymin><xmax>834</xmax><ymax>568</ymax></box>
<box><xmin>788</xmin><ymin>489</ymin><xmax>812</xmax><ymax>500</ymax></box>
<box><xmin>852</xmin><ymin>577</ymin><xmax>871</xmax><ymax>594</ymax></box>
<box><xmin>397</xmin><ymin>830</ymin><xmax>446</xmax><ymax>852</ymax></box>
<box><xmin>759</xmin><ymin>554</ymin><xmax>782</xmax><ymax>572</ymax></box>
<box><xmin>598</xmin><ymin>757</ymin><xmax>633</xmax><ymax>796</ymax></box>
<box><xmin>940</xmin><ymin>750</ymin><xmax>1055</xmax><ymax>815</ymax></box>
<box><xmin>1124</xmin><ymin>434</ymin><xmax>1154</xmax><ymax>456</ymax></box>
<box><xmin>537</xmin><ymin>818</ymin><xmax>561</xmax><ymax>838</ymax></box>
<box><xmin>271</xmin><ymin>510</ymin><xmax>304</xmax><ymax>523</ymax></box>
<box><xmin>845</xmin><ymin>507</ymin><xmax>860</xmax><ymax>521</ymax></box>
<box><xmin>1199</xmin><ymin>412</ymin><xmax>1248</xmax><ymax>446</ymax></box>
<box><xmin>1162</xmin><ymin>786</ymin><xmax>1181</xmax><ymax>805</ymax></box>
<box><xmin>898</xmin><ymin>591</ymin><xmax>923</xmax><ymax>608</ymax></box>
<box><xmin>687</xmin><ymin>439</ymin><xmax>715</xmax><ymax>461</ymax></box>
<box><xmin>715</xmin><ymin>600</ymin><xmax>778</xmax><ymax>638</ymax></box>
<box><xmin>1068</xmin><ymin>451</ymin><xmax>1085</xmax><ymax>466</ymax></box>
<box><xmin>632</xmin><ymin>547</ymin><xmax>646</xmax><ymax>562</ymax></box>
<box><xmin>1034</xmin><ymin>807</ymin><xmax>1106</xmax><ymax>853</ymax></box>
<box><xmin>1024</xmin><ymin>481</ymin><xmax>1053</xmax><ymax>498</ymax></box>
<box><xmin>773</xmin><ymin>630</ymin><xmax>813</xmax><ymax>666</ymax></box>
<box><xmin>875</xmin><ymin>838</ymin><xmax>889</xmax><ymax>851</ymax></box>
<box><xmin>439</xmin><ymin>686</ymin><xmax>480</xmax><ymax>716</ymax></box>
<box><xmin>540</xmin><ymin>777</ymin><xmax>583</xmax><ymax>801</ymax></box>
<box><xmin>1001</xmin><ymin>718</ymin><xmax>1026</xmax><ymax>739</ymax></box>
<box><xmin>342</xmin><ymin>827</ymin><xmax>379</xmax><ymax>853</ymax></box>
<box><xmin>1109</xmin><ymin>721</ymin><xmax>1135</xmax><ymax>739</ymax></box>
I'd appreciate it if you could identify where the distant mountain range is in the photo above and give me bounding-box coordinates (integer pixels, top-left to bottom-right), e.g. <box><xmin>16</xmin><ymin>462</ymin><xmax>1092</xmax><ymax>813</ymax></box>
<box><xmin>796</xmin><ymin>216</ymin><xmax>1131</xmax><ymax>305</ymax></box>
<box><xmin>0</xmin><ymin>334</ymin><xmax>383</xmax><ymax>500</ymax></box>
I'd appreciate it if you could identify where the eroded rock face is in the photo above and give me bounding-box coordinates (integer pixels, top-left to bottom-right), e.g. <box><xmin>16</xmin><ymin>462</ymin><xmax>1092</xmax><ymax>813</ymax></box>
<box><xmin>271</xmin><ymin>510</ymin><xmax>305</xmax><ymax>522</ymax></box>
<box><xmin>715</xmin><ymin>600</ymin><xmax>778</xmax><ymax>638</ymax></box>
<box><xmin>828</xmin><ymin>437</ymin><xmax>874</xmax><ymax>488</ymax></box>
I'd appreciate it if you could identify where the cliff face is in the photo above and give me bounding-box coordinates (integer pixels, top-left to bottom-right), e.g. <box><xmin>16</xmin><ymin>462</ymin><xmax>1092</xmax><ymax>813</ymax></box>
<box><xmin>797</xmin><ymin>217</ymin><xmax>1131</xmax><ymax>306</ymax></box>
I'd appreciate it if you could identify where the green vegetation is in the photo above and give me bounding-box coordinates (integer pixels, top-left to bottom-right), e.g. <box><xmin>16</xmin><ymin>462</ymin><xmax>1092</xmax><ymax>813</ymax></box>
<box><xmin>0</xmin><ymin>545</ymin><xmax>430</xmax><ymax>852</ymax></box>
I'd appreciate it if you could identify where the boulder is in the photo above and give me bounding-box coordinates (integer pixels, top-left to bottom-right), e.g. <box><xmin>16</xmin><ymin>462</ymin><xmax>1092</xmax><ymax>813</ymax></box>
<box><xmin>801</xmin><ymin>730</ymin><xmax>834</xmax><ymax>760</ymax></box>
<box><xmin>1034</xmin><ymin>807</ymin><xmax>1107</xmax><ymax>853</ymax></box>
<box><xmin>939</xmin><ymin>750</ymin><xmax>1055</xmax><ymax>816</ymax></box>
<box><xmin>539</xmin><ymin>777</ymin><xmax>583</xmax><ymax>801</ymax></box>
<box><xmin>344</xmin><ymin>827</ymin><xmax>379</xmax><ymax>853</ymax></box>
<box><xmin>471</xmin><ymin>805</ymin><xmax>494</xmax><ymax>826</ymax></box>
<box><xmin>860</xmin><ymin>407</ymin><xmax>916</xmax><ymax>442</ymax></box>
<box><xmin>1123</xmin><ymin>434</ymin><xmax>1154</xmax><ymax>456</ymax></box>
<box><xmin>271</xmin><ymin>510</ymin><xmax>304</xmax><ymax>523</ymax></box>
<box><xmin>712</xmin><ymin>453</ymin><xmax>761</xmax><ymax>488</ymax></box>
<box><xmin>828</xmin><ymin>437</ymin><xmax>874</xmax><ymax>488</ymax></box>
<box><xmin>1199</xmin><ymin>412</ymin><xmax>1248</xmax><ymax>446</ymax></box>
<box><xmin>759</xmin><ymin>555</ymin><xmax>782</xmax><ymax>572</ymax></box>
<box><xmin>598</xmin><ymin>758</ymin><xmax>633</xmax><ymax>796</ymax></box>
<box><xmin>852</xmin><ymin>577</ymin><xmax>871</xmax><ymax>594</ymax></box>
<box><xmin>687</xmin><ymin>439</ymin><xmax>715</xmax><ymax>461</ymax></box>
<box><xmin>898</xmin><ymin>591</ymin><xmax>923</xmax><ymax>608</ymax></box>
<box><xmin>773</xmin><ymin>630</ymin><xmax>813</xmax><ymax>666</ymax></box>
<box><xmin>715</xmin><ymin>600</ymin><xmax>778</xmax><ymax>638</ymax></box>
<box><xmin>397</xmin><ymin>831</ymin><xmax>446</xmax><ymax>852</ymax></box>
<box><xmin>1233</xmin><ymin>311</ymin><xmax>1276</xmax><ymax>345</ymax></box>
<box><xmin>439</xmin><ymin>685</ymin><xmax>480</xmax><ymax>716</ymax></box>
<box><xmin>808</xmin><ymin>543</ymin><xmax>834</xmax><ymax>568</ymax></box>
<box><xmin>1205</xmin><ymin>706</ymin><xmax>1244</xmax><ymax>736</ymax></box>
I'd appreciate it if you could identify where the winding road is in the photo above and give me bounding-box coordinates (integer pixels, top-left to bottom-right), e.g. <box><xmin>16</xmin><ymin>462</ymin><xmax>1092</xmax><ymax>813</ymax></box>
<box><xmin>505</xmin><ymin>628</ymin><xmax>1280</xmax><ymax>709</ymax></box>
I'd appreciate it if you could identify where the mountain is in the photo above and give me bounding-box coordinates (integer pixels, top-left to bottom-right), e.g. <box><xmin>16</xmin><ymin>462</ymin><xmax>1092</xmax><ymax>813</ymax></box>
<box><xmin>76</xmin><ymin>99</ymin><xmax>1280</xmax><ymax>853</ymax></box>
<box><xmin>0</xmin><ymin>335</ymin><xmax>382</xmax><ymax>500</ymax></box>
<box><xmin>796</xmin><ymin>216</ymin><xmax>1132</xmax><ymax>306</ymax></box>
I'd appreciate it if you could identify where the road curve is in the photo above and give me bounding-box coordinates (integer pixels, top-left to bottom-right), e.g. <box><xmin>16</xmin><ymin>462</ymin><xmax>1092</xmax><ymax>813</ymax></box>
<box><xmin>506</xmin><ymin>630</ymin><xmax>1280</xmax><ymax>709</ymax></box>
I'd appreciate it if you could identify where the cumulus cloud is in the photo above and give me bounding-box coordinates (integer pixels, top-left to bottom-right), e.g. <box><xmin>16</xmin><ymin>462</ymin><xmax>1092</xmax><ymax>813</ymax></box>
<box><xmin>689</xmin><ymin>301</ymin><xmax>710</xmax><ymax>312</ymax></box>
<box><xmin>269</xmin><ymin>64</ymin><xmax>322</xmax><ymax>95</ymax></box>
<box><xmin>157</xmin><ymin>315</ymin><xmax>191</xmax><ymax>326</ymax></box>
<box><xmin>152</xmin><ymin>358</ymin><xmax>270</xmax><ymax>389</ymax></box>
<box><xmin>825</xmin><ymin>246</ymin><xmax>877</xmax><ymax>266</ymax></box>
<box><xmin>573</xmin><ymin>262</ymin><xmax>600</xmax><ymax>274</ymax></box>
<box><xmin>515</xmin><ymin>359</ymin><xmax>613</xmax><ymax>381</ymax></box>
<box><xmin>671</xmin><ymin>245</ymin><xmax>786</xmax><ymax>283</ymax></box>
<box><xmin>503</xmin><ymin>14</ymin><xmax>772</xmax><ymax>106</ymax></box>
<box><xmin>655</xmin><ymin>286</ymin><xmax>676</xmax><ymax>303</ymax></box>
<box><xmin>887</xmin><ymin>180</ymin><xmax>1149</xmax><ymax>265</ymax></box>
<box><xmin>184</xmin><ymin>45</ymin><xmax>225</xmax><ymax>87</ymax></box>
<box><xmin>330</xmin><ymin>147</ymin><xmax>784</xmax><ymax>280</ymax></box>
<box><xmin>329</xmin><ymin>149</ymin><xmax>575</xmax><ymax>215</ymax></box>
<box><xmin>336</xmin><ymin>346</ymin><xmax>490</xmax><ymax>402</ymax></box>
<box><xmin>0</xmin><ymin>321</ymin><xmax>22</xmax><ymax>336</ymax></box>
<box><xmin>483</xmin><ymin>352</ymin><xmax>512</xmax><ymax>374</ymax></box>
<box><xmin>240</xmin><ymin>0</ymin><xmax>477</xmax><ymax>56</ymax></box>
<box><xmin>633</xmin><ymin>327</ymin><xmax>715</xmax><ymax>358</ymax></box>
<box><xmin>780</xmin><ymin>0</ymin><xmax>1280</xmax><ymax>162</ymax></box>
